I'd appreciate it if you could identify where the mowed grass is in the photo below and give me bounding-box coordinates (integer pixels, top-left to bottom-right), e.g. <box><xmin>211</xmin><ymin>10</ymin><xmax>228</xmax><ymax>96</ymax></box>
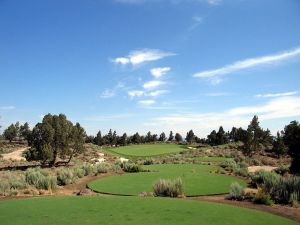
<box><xmin>104</xmin><ymin>143</ymin><xmax>186</xmax><ymax>157</ymax></box>
<box><xmin>195</xmin><ymin>156</ymin><xmax>234</xmax><ymax>162</ymax></box>
<box><xmin>0</xmin><ymin>196</ymin><xmax>297</xmax><ymax>225</ymax></box>
<box><xmin>88</xmin><ymin>164</ymin><xmax>246</xmax><ymax>196</ymax></box>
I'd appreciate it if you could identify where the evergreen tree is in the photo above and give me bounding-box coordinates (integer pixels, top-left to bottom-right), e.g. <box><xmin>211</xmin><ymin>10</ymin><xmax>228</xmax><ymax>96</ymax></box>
<box><xmin>242</xmin><ymin>115</ymin><xmax>267</xmax><ymax>156</ymax></box>
<box><xmin>207</xmin><ymin>130</ymin><xmax>217</xmax><ymax>146</ymax></box>
<box><xmin>175</xmin><ymin>133</ymin><xmax>183</xmax><ymax>142</ymax></box>
<box><xmin>185</xmin><ymin>130</ymin><xmax>195</xmax><ymax>144</ymax></box>
<box><xmin>25</xmin><ymin>114</ymin><xmax>86</xmax><ymax>166</ymax></box>
<box><xmin>20</xmin><ymin>122</ymin><xmax>31</xmax><ymax>142</ymax></box>
<box><xmin>94</xmin><ymin>131</ymin><xmax>103</xmax><ymax>146</ymax></box>
<box><xmin>145</xmin><ymin>131</ymin><xmax>152</xmax><ymax>143</ymax></box>
<box><xmin>131</xmin><ymin>132</ymin><xmax>141</xmax><ymax>144</ymax></box>
<box><xmin>283</xmin><ymin>121</ymin><xmax>300</xmax><ymax>174</ymax></box>
<box><xmin>272</xmin><ymin>131</ymin><xmax>287</xmax><ymax>158</ymax></box>
<box><xmin>216</xmin><ymin>126</ymin><xmax>228</xmax><ymax>145</ymax></box>
<box><xmin>3</xmin><ymin>123</ymin><xmax>18</xmax><ymax>142</ymax></box>
<box><xmin>159</xmin><ymin>132</ymin><xmax>166</xmax><ymax>142</ymax></box>
<box><xmin>168</xmin><ymin>131</ymin><xmax>174</xmax><ymax>141</ymax></box>
<box><xmin>118</xmin><ymin>133</ymin><xmax>127</xmax><ymax>146</ymax></box>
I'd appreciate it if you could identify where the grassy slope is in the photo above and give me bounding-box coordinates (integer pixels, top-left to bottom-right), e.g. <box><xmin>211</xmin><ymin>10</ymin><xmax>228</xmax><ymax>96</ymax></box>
<box><xmin>0</xmin><ymin>196</ymin><xmax>297</xmax><ymax>225</ymax></box>
<box><xmin>88</xmin><ymin>164</ymin><xmax>246</xmax><ymax>196</ymax></box>
<box><xmin>104</xmin><ymin>144</ymin><xmax>186</xmax><ymax>157</ymax></box>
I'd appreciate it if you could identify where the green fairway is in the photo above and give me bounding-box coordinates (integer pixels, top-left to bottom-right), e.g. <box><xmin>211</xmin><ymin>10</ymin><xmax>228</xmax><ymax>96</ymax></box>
<box><xmin>88</xmin><ymin>164</ymin><xmax>246</xmax><ymax>196</ymax></box>
<box><xmin>0</xmin><ymin>196</ymin><xmax>297</xmax><ymax>225</ymax></box>
<box><xmin>104</xmin><ymin>143</ymin><xmax>186</xmax><ymax>157</ymax></box>
<box><xmin>195</xmin><ymin>156</ymin><xmax>234</xmax><ymax>162</ymax></box>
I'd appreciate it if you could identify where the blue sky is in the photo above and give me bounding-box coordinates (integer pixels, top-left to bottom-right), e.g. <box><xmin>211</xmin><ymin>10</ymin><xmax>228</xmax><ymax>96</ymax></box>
<box><xmin>0</xmin><ymin>0</ymin><xmax>300</xmax><ymax>137</ymax></box>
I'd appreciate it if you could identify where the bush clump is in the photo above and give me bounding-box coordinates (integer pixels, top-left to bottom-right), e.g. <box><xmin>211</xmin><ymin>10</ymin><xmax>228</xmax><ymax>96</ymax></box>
<box><xmin>94</xmin><ymin>163</ymin><xmax>110</xmax><ymax>174</ymax></box>
<box><xmin>253</xmin><ymin>189</ymin><xmax>273</xmax><ymax>205</ymax></box>
<box><xmin>122</xmin><ymin>163</ymin><xmax>143</xmax><ymax>173</ymax></box>
<box><xmin>56</xmin><ymin>168</ymin><xmax>77</xmax><ymax>185</ymax></box>
<box><xmin>228</xmin><ymin>182</ymin><xmax>244</xmax><ymax>201</ymax></box>
<box><xmin>153</xmin><ymin>177</ymin><xmax>183</xmax><ymax>197</ymax></box>
<box><xmin>82</xmin><ymin>163</ymin><xmax>96</xmax><ymax>176</ymax></box>
<box><xmin>25</xmin><ymin>168</ymin><xmax>56</xmax><ymax>190</ymax></box>
<box><xmin>251</xmin><ymin>170</ymin><xmax>300</xmax><ymax>204</ymax></box>
<box><xmin>143</xmin><ymin>158</ymin><xmax>154</xmax><ymax>165</ymax></box>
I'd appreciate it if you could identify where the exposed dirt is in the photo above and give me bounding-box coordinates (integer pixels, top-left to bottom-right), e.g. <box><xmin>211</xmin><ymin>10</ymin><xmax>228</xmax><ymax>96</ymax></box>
<box><xmin>1</xmin><ymin>147</ymin><xmax>28</xmax><ymax>161</ymax></box>
<box><xmin>189</xmin><ymin>195</ymin><xmax>300</xmax><ymax>223</ymax></box>
<box><xmin>248</xmin><ymin>166</ymin><xmax>277</xmax><ymax>173</ymax></box>
<box><xmin>55</xmin><ymin>173</ymin><xmax>116</xmax><ymax>196</ymax></box>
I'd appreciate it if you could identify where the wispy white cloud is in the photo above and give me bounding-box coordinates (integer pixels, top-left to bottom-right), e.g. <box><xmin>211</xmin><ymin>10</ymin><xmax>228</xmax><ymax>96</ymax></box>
<box><xmin>143</xmin><ymin>80</ymin><xmax>165</xmax><ymax>89</ymax></box>
<box><xmin>0</xmin><ymin>106</ymin><xmax>16</xmax><ymax>110</ymax></box>
<box><xmin>206</xmin><ymin>0</ymin><xmax>222</xmax><ymax>5</ymax></box>
<box><xmin>99</xmin><ymin>82</ymin><xmax>125</xmax><ymax>99</ymax></box>
<box><xmin>84</xmin><ymin>114</ymin><xmax>134</xmax><ymax>122</ymax></box>
<box><xmin>128</xmin><ymin>89</ymin><xmax>168</xmax><ymax>98</ymax></box>
<box><xmin>255</xmin><ymin>91</ymin><xmax>298</xmax><ymax>98</ymax></box>
<box><xmin>145</xmin><ymin>96</ymin><xmax>300</xmax><ymax>136</ymax></box>
<box><xmin>150</xmin><ymin>67</ymin><xmax>171</xmax><ymax>78</ymax></box>
<box><xmin>188</xmin><ymin>16</ymin><xmax>203</xmax><ymax>31</ymax></box>
<box><xmin>112</xmin><ymin>49</ymin><xmax>175</xmax><ymax>66</ymax></box>
<box><xmin>128</xmin><ymin>90</ymin><xmax>145</xmax><ymax>98</ymax></box>
<box><xmin>147</xmin><ymin>90</ymin><xmax>169</xmax><ymax>97</ymax></box>
<box><xmin>205</xmin><ymin>92</ymin><xmax>230</xmax><ymax>97</ymax></box>
<box><xmin>193</xmin><ymin>47</ymin><xmax>300</xmax><ymax>78</ymax></box>
<box><xmin>138</xmin><ymin>99</ymin><xmax>156</xmax><ymax>107</ymax></box>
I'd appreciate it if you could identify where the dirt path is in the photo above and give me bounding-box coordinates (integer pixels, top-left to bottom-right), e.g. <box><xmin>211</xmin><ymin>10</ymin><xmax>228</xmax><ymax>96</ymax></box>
<box><xmin>189</xmin><ymin>195</ymin><xmax>300</xmax><ymax>223</ymax></box>
<box><xmin>1</xmin><ymin>147</ymin><xmax>28</xmax><ymax>161</ymax></box>
<box><xmin>55</xmin><ymin>173</ymin><xmax>115</xmax><ymax>196</ymax></box>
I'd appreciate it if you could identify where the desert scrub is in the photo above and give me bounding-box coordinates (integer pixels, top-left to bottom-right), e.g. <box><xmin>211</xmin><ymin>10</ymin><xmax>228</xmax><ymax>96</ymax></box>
<box><xmin>143</xmin><ymin>158</ymin><xmax>154</xmax><ymax>165</ymax></box>
<box><xmin>153</xmin><ymin>177</ymin><xmax>183</xmax><ymax>197</ymax></box>
<box><xmin>56</xmin><ymin>168</ymin><xmax>77</xmax><ymax>185</ymax></box>
<box><xmin>121</xmin><ymin>163</ymin><xmax>143</xmax><ymax>173</ymax></box>
<box><xmin>81</xmin><ymin>163</ymin><xmax>95</xmax><ymax>176</ymax></box>
<box><xmin>0</xmin><ymin>172</ymin><xmax>27</xmax><ymax>196</ymax></box>
<box><xmin>229</xmin><ymin>182</ymin><xmax>245</xmax><ymax>201</ymax></box>
<box><xmin>111</xmin><ymin>163</ymin><xmax>123</xmax><ymax>173</ymax></box>
<box><xmin>251</xmin><ymin>171</ymin><xmax>300</xmax><ymax>204</ymax></box>
<box><xmin>253</xmin><ymin>189</ymin><xmax>273</xmax><ymax>205</ymax></box>
<box><xmin>274</xmin><ymin>165</ymin><xmax>289</xmax><ymax>175</ymax></box>
<box><xmin>25</xmin><ymin>168</ymin><xmax>56</xmax><ymax>191</ymax></box>
<box><xmin>94</xmin><ymin>163</ymin><xmax>111</xmax><ymax>174</ymax></box>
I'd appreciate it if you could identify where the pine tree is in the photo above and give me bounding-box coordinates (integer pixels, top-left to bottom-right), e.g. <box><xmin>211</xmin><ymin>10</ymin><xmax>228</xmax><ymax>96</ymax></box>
<box><xmin>272</xmin><ymin>131</ymin><xmax>287</xmax><ymax>158</ymax></box>
<box><xmin>175</xmin><ymin>133</ymin><xmax>183</xmax><ymax>142</ymax></box>
<box><xmin>168</xmin><ymin>131</ymin><xmax>174</xmax><ymax>141</ymax></box>
<box><xmin>159</xmin><ymin>132</ymin><xmax>166</xmax><ymax>142</ymax></box>
<box><xmin>185</xmin><ymin>130</ymin><xmax>195</xmax><ymax>144</ymax></box>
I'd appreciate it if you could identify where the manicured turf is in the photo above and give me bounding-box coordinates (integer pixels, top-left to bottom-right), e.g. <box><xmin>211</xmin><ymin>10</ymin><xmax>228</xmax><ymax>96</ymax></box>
<box><xmin>88</xmin><ymin>164</ymin><xmax>246</xmax><ymax>196</ymax></box>
<box><xmin>0</xmin><ymin>196</ymin><xmax>297</xmax><ymax>225</ymax></box>
<box><xmin>104</xmin><ymin>144</ymin><xmax>185</xmax><ymax>157</ymax></box>
<box><xmin>195</xmin><ymin>156</ymin><xmax>234</xmax><ymax>162</ymax></box>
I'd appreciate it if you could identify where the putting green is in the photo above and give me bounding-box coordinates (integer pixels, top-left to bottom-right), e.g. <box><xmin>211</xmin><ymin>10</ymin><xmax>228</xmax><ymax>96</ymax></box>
<box><xmin>88</xmin><ymin>164</ymin><xmax>246</xmax><ymax>196</ymax></box>
<box><xmin>0</xmin><ymin>196</ymin><xmax>297</xmax><ymax>225</ymax></box>
<box><xmin>104</xmin><ymin>144</ymin><xmax>185</xmax><ymax>157</ymax></box>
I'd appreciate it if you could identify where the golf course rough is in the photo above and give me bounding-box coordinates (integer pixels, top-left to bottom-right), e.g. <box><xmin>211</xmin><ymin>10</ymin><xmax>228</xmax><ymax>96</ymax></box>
<box><xmin>0</xmin><ymin>196</ymin><xmax>297</xmax><ymax>225</ymax></box>
<box><xmin>88</xmin><ymin>164</ymin><xmax>246</xmax><ymax>196</ymax></box>
<box><xmin>104</xmin><ymin>143</ymin><xmax>186</xmax><ymax>157</ymax></box>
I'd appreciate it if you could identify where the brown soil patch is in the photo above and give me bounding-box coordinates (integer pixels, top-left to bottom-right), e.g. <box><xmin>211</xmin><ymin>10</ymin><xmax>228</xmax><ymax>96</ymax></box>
<box><xmin>189</xmin><ymin>195</ymin><xmax>300</xmax><ymax>223</ymax></box>
<box><xmin>1</xmin><ymin>147</ymin><xmax>28</xmax><ymax>161</ymax></box>
<box><xmin>248</xmin><ymin>166</ymin><xmax>277</xmax><ymax>173</ymax></box>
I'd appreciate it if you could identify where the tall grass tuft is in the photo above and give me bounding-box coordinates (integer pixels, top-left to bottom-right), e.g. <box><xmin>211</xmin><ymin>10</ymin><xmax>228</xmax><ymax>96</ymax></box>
<box><xmin>153</xmin><ymin>177</ymin><xmax>183</xmax><ymax>197</ymax></box>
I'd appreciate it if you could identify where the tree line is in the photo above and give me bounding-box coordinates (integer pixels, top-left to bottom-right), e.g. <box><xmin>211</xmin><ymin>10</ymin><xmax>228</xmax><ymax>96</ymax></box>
<box><xmin>1</xmin><ymin>114</ymin><xmax>300</xmax><ymax>173</ymax></box>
